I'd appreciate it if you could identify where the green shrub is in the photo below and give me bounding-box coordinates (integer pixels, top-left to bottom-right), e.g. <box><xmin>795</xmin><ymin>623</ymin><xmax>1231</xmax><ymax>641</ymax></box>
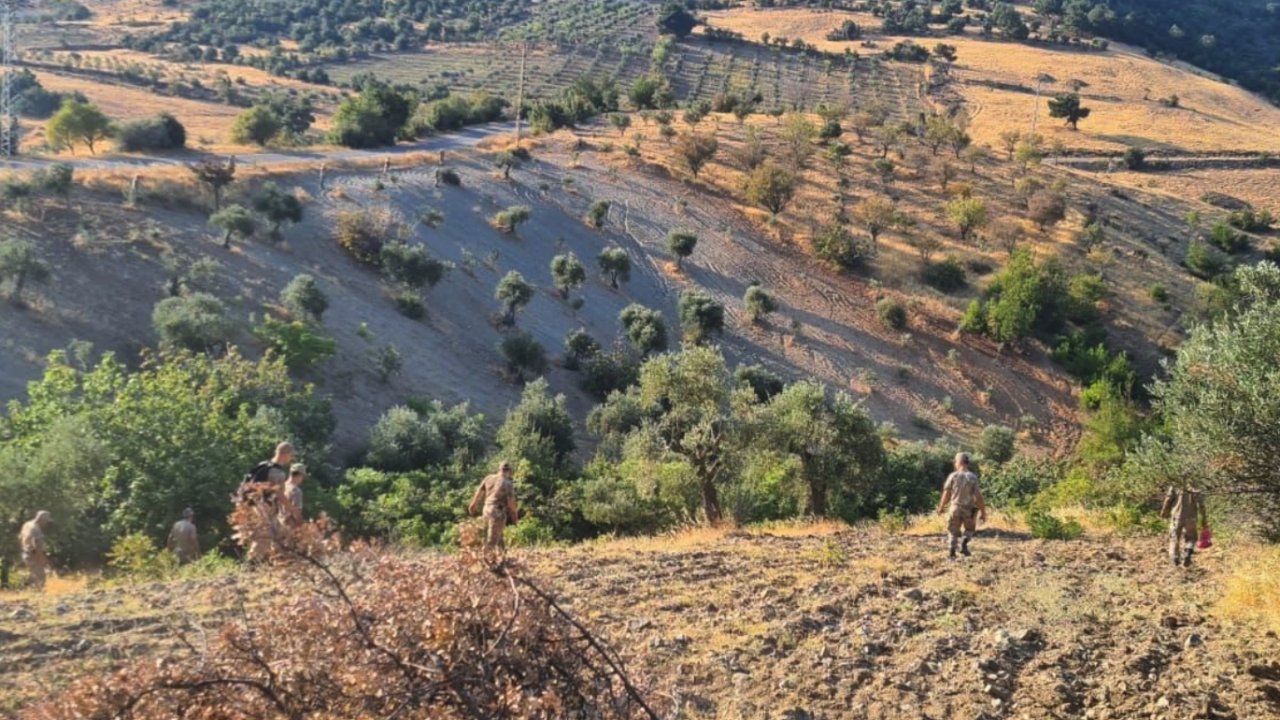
<box><xmin>563</xmin><ymin>328</ymin><xmax>600</xmax><ymax>370</ymax></box>
<box><xmin>958</xmin><ymin>299</ymin><xmax>987</xmax><ymax>333</ymax></box>
<box><xmin>253</xmin><ymin>316</ymin><xmax>337</xmax><ymax>371</ymax></box>
<box><xmin>107</xmin><ymin>532</ymin><xmax>178</xmax><ymax>580</ymax></box>
<box><xmin>876</xmin><ymin>297</ymin><xmax>907</xmax><ymax>330</ymax></box>
<box><xmin>978</xmin><ymin>424</ymin><xmax>1016</xmax><ymax>464</ymax></box>
<box><xmin>982</xmin><ymin>455</ymin><xmax>1056</xmax><ymax>509</ymax></box>
<box><xmin>813</xmin><ymin>222</ymin><xmax>869</xmax><ymax>270</ymax></box>
<box><xmin>506</xmin><ymin>514</ymin><xmax>560</xmax><ymax>547</ymax></box>
<box><xmin>921</xmin><ymin>257</ymin><xmax>966</xmax><ymax>292</ymax></box>
<box><xmin>586</xmin><ymin>200</ymin><xmax>610</xmax><ymax>228</ymax></box>
<box><xmin>152</xmin><ymin>293</ymin><xmax>234</xmax><ymax>351</ymax></box>
<box><xmin>365</xmin><ymin>403</ymin><xmax>485</xmax><ymax>473</ymax></box>
<box><xmin>1148</xmin><ymin>283</ymin><xmax>1168</xmax><ymax>303</ymax></box>
<box><xmin>115</xmin><ymin>113</ymin><xmax>186</xmax><ymax>152</ymax></box>
<box><xmin>743</xmin><ymin>285</ymin><xmax>778</xmax><ymax>322</ymax></box>
<box><xmin>499</xmin><ymin>332</ymin><xmax>548</xmax><ymax>382</ymax></box>
<box><xmin>1209</xmin><ymin>222</ymin><xmax>1250</xmax><ymax>254</ymax></box>
<box><xmin>1184</xmin><ymin>240</ymin><xmax>1228</xmax><ymax>279</ymax></box>
<box><xmin>394</xmin><ymin>290</ymin><xmax>426</xmax><ymax>320</ymax></box>
<box><xmin>678</xmin><ymin>289</ymin><xmax>725</xmax><ymax>344</ymax></box>
<box><xmin>1025</xmin><ymin>509</ymin><xmax>1083</xmax><ymax>540</ymax></box>
<box><xmin>1122</xmin><ymin>146</ymin><xmax>1146</xmax><ymax>171</ymax></box>
<box><xmin>735</xmin><ymin>364</ymin><xmax>784</xmax><ymax>402</ymax></box>
<box><xmin>436</xmin><ymin>167</ymin><xmax>462</xmax><ymax>186</ymax></box>
<box><xmin>336</xmin><ymin>210</ymin><xmax>391</xmax><ymax>264</ymax></box>
<box><xmin>381</xmin><ymin>242</ymin><xmax>448</xmax><ymax>289</ymax></box>
<box><xmin>581</xmin><ymin>351</ymin><xmax>639</xmax><ymax>400</ymax></box>
<box><xmin>281</xmin><ymin>274</ymin><xmax>329</xmax><ymax>322</ymax></box>
<box><xmin>1100</xmin><ymin>503</ymin><xmax>1165</xmax><ymax>536</ymax></box>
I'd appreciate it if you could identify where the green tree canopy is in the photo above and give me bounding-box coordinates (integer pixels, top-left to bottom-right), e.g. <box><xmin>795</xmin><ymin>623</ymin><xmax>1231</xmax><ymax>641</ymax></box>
<box><xmin>46</xmin><ymin>99</ymin><xmax>113</xmax><ymax>154</ymax></box>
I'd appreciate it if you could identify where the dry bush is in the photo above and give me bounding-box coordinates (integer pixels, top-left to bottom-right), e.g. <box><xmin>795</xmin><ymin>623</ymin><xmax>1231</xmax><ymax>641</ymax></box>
<box><xmin>24</xmin><ymin>522</ymin><xmax>664</xmax><ymax>720</ymax></box>
<box><xmin>336</xmin><ymin>208</ymin><xmax>401</xmax><ymax>265</ymax></box>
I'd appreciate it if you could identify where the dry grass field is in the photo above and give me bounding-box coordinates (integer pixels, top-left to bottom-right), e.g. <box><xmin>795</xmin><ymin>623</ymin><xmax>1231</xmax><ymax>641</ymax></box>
<box><xmin>703</xmin><ymin>7</ymin><xmax>1280</xmax><ymax>155</ymax></box>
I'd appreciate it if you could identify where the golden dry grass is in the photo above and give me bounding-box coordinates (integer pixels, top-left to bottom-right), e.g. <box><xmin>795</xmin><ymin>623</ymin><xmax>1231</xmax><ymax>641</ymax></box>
<box><xmin>703</xmin><ymin>8</ymin><xmax>1280</xmax><ymax>154</ymax></box>
<box><xmin>24</xmin><ymin>70</ymin><xmax>245</xmax><ymax>152</ymax></box>
<box><xmin>1216</xmin><ymin>544</ymin><xmax>1280</xmax><ymax>635</ymax></box>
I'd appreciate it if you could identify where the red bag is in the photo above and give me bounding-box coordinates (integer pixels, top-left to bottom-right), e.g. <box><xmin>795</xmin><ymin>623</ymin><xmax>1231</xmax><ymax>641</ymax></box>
<box><xmin>1197</xmin><ymin>527</ymin><xmax>1213</xmax><ymax>549</ymax></box>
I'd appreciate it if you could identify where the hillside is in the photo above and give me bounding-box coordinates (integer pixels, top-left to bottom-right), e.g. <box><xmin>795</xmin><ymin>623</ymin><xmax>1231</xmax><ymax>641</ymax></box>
<box><xmin>4</xmin><ymin>524</ymin><xmax>1280</xmax><ymax>718</ymax></box>
<box><xmin>0</xmin><ymin>131</ymin><xmax>1083</xmax><ymax>451</ymax></box>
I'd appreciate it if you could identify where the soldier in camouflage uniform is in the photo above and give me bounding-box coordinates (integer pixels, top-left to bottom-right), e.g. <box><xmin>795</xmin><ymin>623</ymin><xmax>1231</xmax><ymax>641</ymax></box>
<box><xmin>280</xmin><ymin>464</ymin><xmax>306</xmax><ymax>527</ymax></box>
<box><xmin>468</xmin><ymin>461</ymin><xmax>519</xmax><ymax>552</ymax></box>
<box><xmin>166</xmin><ymin>508</ymin><xmax>200</xmax><ymax>564</ymax></box>
<box><xmin>18</xmin><ymin>511</ymin><xmax>52</xmax><ymax>589</ymax></box>
<box><xmin>1161</xmin><ymin>486</ymin><xmax>1208</xmax><ymax>568</ymax></box>
<box><xmin>937</xmin><ymin>453</ymin><xmax>987</xmax><ymax>560</ymax></box>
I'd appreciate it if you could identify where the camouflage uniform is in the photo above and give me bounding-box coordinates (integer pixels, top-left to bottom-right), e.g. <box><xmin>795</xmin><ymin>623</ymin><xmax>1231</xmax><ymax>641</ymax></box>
<box><xmin>168</xmin><ymin>518</ymin><xmax>200</xmax><ymax>564</ymax></box>
<box><xmin>19</xmin><ymin>519</ymin><xmax>48</xmax><ymax>589</ymax></box>
<box><xmin>282</xmin><ymin>481</ymin><xmax>303</xmax><ymax>523</ymax></box>
<box><xmin>470</xmin><ymin>473</ymin><xmax>517</xmax><ymax>552</ymax></box>
<box><xmin>943</xmin><ymin>470</ymin><xmax>983</xmax><ymax>557</ymax></box>
<box><xmin>1162</xmin><ymin>487</ymin><xmax>1207</xmax><ymax>567</ymax></box>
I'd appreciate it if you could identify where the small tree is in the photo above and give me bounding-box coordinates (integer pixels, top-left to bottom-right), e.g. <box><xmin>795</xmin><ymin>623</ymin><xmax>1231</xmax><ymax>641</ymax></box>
<box><xmin>666</xmin><ymin>229</ymin><xmax>698</xmax><ymax>269</ymax></box>
<box><xmin>492</xmin><ymin>205</ymin><xmax>532</xmax><ymax>234</ymax></box>
<box><xmin>609</xmin><ymin>113</ymin><xmax>632</xmax><ymax>136</ymax></box>
<box><xmin>209</xmin><ymin>204</ymin><xmax>257</xmax><ymax>248</ymax></box>
<box><xmin>495</xmin><ymin>271</ymin><xmax>534</xmax><ymax>325</ymax></box>
<box><xmin>744</xmin><ymin>163</ymin><xmax>796</xmax><ymax>217</ymax></box>
<box><xmin>373</xmin><ymin>343</ymin><xmax>402</xmax><ymax>383</ymax></box>
<box><xmin>620</xmin><ymin>304</ymin><xmax>668</xmax><ymax>355</ymax></box>
<box><xmin>251</xmin><ymin>182</ymin><xmax>303</xmax><ymax>237</ymax></box>
<box><xmin>675</xmin><ymin>133</ymin><xmax>718</xmax><ymax>178</ymax></box>
<box><xmin>550</xmin><ymin>252</ymin><xmax>586</xmax><ymax>300</ymax></box>
<box><xmin>946</xmin><ymin>196</ymin><xmax>988</xmax><ymax>241</ymax></box>
<box><xmin>494</xmin><ymin>151</ymin><xmax>521</xmax><ymax>180</ymax></box>
<box><xmin>46</xmin><ymin>99</ymin><xmax>113</xmax><ymax>154</ymax></box>
<box><xmin>281</xmin><ymin>274</ymin><xmax>329</xmax><ymax>322</ymax></box>
<box><xmin>876</xmin><ymin>297</ymin><xmax>907</xmax><ymax>330</ymax></box>
<box><xmin>743</xmin><ymin>285</ymin><xmax>777</xmax><ymax>323</ymax></box>
<box><xmin>500</xmin><ymin>332</ymin><xmax>548</xmax><ymax>383</ymax></box>
<box><xmin>852</xmin><ymin>196</ymin><xmax>901</xmax><ymax>245</ymax></box>
<box><xmin>678</xmin><ymin>289</ymin><xmax>725</xmax><ymax>344</ymax></box>
<box><xmin>989</xmin><ymin>217</ymin><xmax>1025</xmax><ymax>255</ymax></box>
<box><xmin>0</xmin><ymin>238</ymin><xmax>50</xmax><ymax>304</ymax></box>
<box><xmin>598</xmin><ymin>247</ymin><xmax>631</xmax><ymax>289</ymax></box>
<box><xmin>586</xmin><ymin>200</ymin><xmax>610</xmax><ymax>229</ymax></box>
<box><xmin>563</xmin><ymin>328</ymin><xmax>601</xmax><ymax>370</ymax></box>
<box><xmin>230</xmin><ymin>106</ymin><xmax>283</xmax><ymax>146</ymax></box>
<box><xmin>152</xmin><ymin>292</ymin><xmax>234</xmax><ymax>351</ymax></box>
<box><xmin>188</xmin><ymin>157</ymin><xmax>236</xmax><ymax>211</ymax></box>
<box><xmin>33</xmin><ymin>163</ymin><xmax>74</xmax><ymax>209</ymax></box>
<box><xmin>1122</xmin><ymin>146</ymin><xmax>1146</xmax><ymax>171</ymax></box>
<box><xmin>1048</xmin><ymin>92</ymin><xmax>1091</xmax><ymax>130</ymax></box>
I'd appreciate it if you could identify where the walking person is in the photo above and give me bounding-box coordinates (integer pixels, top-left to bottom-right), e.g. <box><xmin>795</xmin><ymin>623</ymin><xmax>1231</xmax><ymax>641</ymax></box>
<box><xmin>167</xmin><ymin>508</ymin><xmax>201</xmax><ymax>565</ymax></box>
<box><xmin>937</xmin><ymin>453</ymin><xmax>987</xmax><ymax>560</ymax></box>
<box><xmin>1161</xmin><ymin>486</ymin><xmax>1208</xmax><ymax>567</ymax></box>
<box><xmin>18</xmin><ymin>511</ymin><xmax>52</xmax><ymax>590</ymax></box>
<box><xmin>468</xmin><ymin>460</ymin><xmax>519</xmax><ymax>553</ymax></box>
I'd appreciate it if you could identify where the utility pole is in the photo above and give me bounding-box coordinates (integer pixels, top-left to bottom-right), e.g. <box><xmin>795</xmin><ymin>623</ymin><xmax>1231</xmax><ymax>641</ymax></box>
<box><xmin>513</xmin><ymin>41</ymin><xmax>527</xmax><ymax>149</ymax></box>
<box><xmin>1029</xmin><ymin>72</ymin><xmax>1054</xmax><ymax>142</ymax></box>
<box><xmin>1</xmin><ymin>0</ymin><xmax>17</xmax><ymax>157</ymax></box>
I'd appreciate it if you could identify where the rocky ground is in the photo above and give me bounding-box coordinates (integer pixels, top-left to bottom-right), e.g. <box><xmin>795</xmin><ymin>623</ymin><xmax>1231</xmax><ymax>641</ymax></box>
<box><xmin>3</xmin><ymin>526</ymin><xmax>1279</xmax><ymax>718</ymax></box>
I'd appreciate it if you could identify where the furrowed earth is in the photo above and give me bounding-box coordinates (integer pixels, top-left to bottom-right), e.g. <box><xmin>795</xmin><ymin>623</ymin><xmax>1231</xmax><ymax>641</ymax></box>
<box><xmin>3</xmin><ymin>524</ymin><xmax>1279</xmax><ymax>719</ymax></box>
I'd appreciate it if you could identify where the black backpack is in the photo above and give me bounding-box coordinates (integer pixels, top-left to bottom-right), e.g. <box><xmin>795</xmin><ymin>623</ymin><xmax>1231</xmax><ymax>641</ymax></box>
<box><xmin>235</xmin><ymin>461</ymin><xmax>280</xmax><ymax>503</ymax></box>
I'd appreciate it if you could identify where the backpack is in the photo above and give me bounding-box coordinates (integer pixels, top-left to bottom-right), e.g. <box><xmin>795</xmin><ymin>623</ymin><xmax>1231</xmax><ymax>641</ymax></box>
<box><xmin>235</xmin><ymin>461</ymin><xmax>279</xmax><ymax>503</ymax></box>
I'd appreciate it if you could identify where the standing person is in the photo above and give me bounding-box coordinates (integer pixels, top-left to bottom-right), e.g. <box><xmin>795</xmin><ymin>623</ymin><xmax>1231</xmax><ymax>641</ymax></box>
<box><xmin>237</xmin><ymin>441</ymin><xmax>295</xmax><ymax>507</ymax></box>
<box><xmin>468</xmin><ymin>461</ymin><xmax>519</xmax><ymax>552</ymax></box>
<box><xmin>280</xmin><ymin>464</ymin><xmax>306</xmax><ymax>527</ymax></box>
<box><xmin>167</xmin><ymin>508</ymin><xmax>201</xmax><ymax>564</ymax></box>
<box><xmin>18</xmin><ymin>511</ymin><xmax>52</xmax><ymax>589</ymax></box>
<box><xmin>937</xmin><ymin>452</ymin><xmax>987</xmax><ymax>560</ymax></box>
<box><xmin>1161</xmin><ymin>486</ymin><xmax>1208</xmax><ymax>567</ymax></box>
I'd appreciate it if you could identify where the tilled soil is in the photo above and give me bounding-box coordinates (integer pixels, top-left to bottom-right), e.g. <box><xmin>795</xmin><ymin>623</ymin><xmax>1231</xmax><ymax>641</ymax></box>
<box><xmin>3</xmin><ymin>529</ymin><xmax>1278</xmax><ymax>719</ymax></box>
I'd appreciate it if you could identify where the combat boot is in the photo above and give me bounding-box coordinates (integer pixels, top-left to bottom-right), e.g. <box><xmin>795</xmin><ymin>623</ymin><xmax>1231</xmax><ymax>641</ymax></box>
<box><xmin>960</xmin><ymin>538</ymin><xmax>972</xmax><ymax>557</ymax></box>
<box><xmin>1183</xmin><ymin>548</ymin><xmax>1194</xmax><ymax>567</ymax></box>
<box><xmin>1172</xmin><ymin>553</ymin><xmax>1181</xmax><ymax>567</ymax></box>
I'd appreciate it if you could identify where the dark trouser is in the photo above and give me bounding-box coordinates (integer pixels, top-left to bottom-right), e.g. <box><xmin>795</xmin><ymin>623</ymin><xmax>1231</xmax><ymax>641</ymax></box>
<box><xmin>948</xmin><ymin>507</ymin><xmax>977</xmax><ymax>555</ymax></box>
<box><xmin>1170</xmin><ymin>521</ymin><xmax>1196</xmax><ymax>564</ymax></box>
<box><xmin>484</xmin><ymin>511</ymin><xmax>507</xmax><ymax>552</ymax></box>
